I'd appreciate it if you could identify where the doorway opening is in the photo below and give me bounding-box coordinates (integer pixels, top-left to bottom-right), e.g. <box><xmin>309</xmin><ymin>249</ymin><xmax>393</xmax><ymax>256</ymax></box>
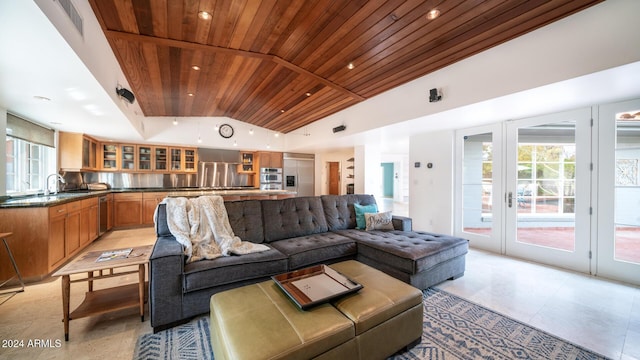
<box><xmin>328</xmin><ymin>162</ymin><xmax>340</xmax><ymax>195</ymax></box>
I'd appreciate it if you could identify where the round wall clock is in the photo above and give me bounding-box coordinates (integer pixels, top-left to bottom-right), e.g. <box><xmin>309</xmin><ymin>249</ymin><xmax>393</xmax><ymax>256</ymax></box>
<box><xmin>219</xmin><ymin>123</ymin><xmax>234</xmax><ymax>138</ymax></box>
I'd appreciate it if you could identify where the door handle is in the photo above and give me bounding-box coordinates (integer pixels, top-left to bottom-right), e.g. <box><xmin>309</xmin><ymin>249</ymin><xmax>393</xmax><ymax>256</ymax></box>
<box><xmin>508</xmin><ymin>192</ymin><xmax>513</xmax><ymax>208</ymax></box>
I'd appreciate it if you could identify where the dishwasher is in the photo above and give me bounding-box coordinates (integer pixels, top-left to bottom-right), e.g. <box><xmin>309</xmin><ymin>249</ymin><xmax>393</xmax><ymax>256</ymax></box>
<box><xmin>98</xmin><ymin>195</ymin><xmax>108</xmax><ymax>235</ymax></box>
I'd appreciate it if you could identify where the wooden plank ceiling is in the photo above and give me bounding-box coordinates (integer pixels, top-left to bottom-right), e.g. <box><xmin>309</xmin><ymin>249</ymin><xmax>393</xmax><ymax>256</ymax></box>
<box><xmin>89</xmin><ymin>0</ymin><xmax>601</xmax><ymax>134</ymax></box>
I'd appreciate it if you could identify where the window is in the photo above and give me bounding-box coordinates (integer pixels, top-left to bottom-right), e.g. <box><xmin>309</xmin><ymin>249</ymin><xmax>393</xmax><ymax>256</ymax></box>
<box><xmin>6</xmin><ymin>136</ymin><xmax>55</xmax><ymax>195</ymax></box>
<box><xmin>516</xmin><ymin>143</ymin><xmax>576</xmax><ymax>214</ymax></box>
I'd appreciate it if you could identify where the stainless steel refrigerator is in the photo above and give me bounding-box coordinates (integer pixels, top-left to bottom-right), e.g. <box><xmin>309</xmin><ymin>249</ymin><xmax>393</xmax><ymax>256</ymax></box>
<box><xmin>283</xmin><ymin>153</ymin><xmax>314</xmax><ymax>197</ymax></box>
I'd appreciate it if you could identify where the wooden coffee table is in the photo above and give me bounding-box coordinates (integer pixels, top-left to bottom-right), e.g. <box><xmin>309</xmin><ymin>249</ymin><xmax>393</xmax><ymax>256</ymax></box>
<box><xmin>52</xmin><ymin>245</ymin><xmax>152</xmax><ymax>341</ymax></box>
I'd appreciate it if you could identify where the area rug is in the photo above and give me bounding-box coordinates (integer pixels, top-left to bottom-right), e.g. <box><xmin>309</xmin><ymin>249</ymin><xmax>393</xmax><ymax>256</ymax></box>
<box><xmin>133</xmin><ymin>288</ymin><xmax>608</xmax><ymax>360</ymax></box>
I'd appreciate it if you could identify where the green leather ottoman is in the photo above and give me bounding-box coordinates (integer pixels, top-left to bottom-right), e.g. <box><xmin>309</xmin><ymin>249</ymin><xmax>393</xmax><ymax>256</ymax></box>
<box><xmin>210</xmin><ymin>280</ymin><xmax>356</xmax><ymax>360</ymax></box>
<box><xmin>209</xmin><ymin>260</ymin><xmax>422</xmax><ymax>360</ymax></box>
<box><xmin>330</xmin><ymin>260</ymin><xmax>423</xmax><ymax>359</ymax></box>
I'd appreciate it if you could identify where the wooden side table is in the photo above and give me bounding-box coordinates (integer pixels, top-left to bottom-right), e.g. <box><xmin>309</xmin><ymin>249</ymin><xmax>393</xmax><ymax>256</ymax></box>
<box><xmin>52</xmin><ymin>245</ymin><xmax>152</xmax><ymax>341</ymax></box>
<box><xmin>0</xmin><ymin>232</ymin><xmax>25</xmax><ymax>305</ymax></box>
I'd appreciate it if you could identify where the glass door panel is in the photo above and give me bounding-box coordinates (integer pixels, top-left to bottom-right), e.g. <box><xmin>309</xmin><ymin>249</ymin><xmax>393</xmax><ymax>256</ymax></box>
<box><xmin>154</xmin><ymin>147</ymin><xmax>167</xmax><ymax>171</ymax></box>
<box><xmin>121</xmin><ymin>144</ymin><xmax>136</xmax><ymax>171</ymax></box>
<box><xmin>455</xmin><ymin>124</ymin><xmax>502</xmax><ymax>253</ymax></box>
<box><xmin>597</xmin><ymin>98</ymin><xmax>640</xmax><ymax>285</ymax></box>
<box><xmin>515</xmin><ymin>138</ymin><xmax>576</xmax><ymax>251</ymax></box>
<box><xmin>184</xmin><ymin>148</ymin><xmax>196</xmax><ymax>172</ymax></box>
<box><xmin>102</xmin><ymin>144</ymin><xmax>117</xmax><ymax>170</ymax></box>
<box><xmin>170</xmin><ymin>148</ymin><xmax>182</xmax><ymax>171</ymax></box>
<box><xmin>138</xmin><ymin>146</ymin><xmax>152</xmax><ymax>171</ymax></box>
<box><xmin>505</xmin><ymin>108</ymin><xmax>591</xmax><ymax>273</ymax></box>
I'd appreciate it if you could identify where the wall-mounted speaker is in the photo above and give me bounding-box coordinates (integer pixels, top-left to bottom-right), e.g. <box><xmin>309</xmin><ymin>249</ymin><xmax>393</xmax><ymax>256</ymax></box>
<box><xmin>333</xmin><ymin>125</ymin><xmax>346</xmax><ymax>133</ymax></box>
<box><xmin>116</xmin><ymin>87</ymin><xmax>135</xmax><ymax>104</ymax></box>
<box><xmin>429</xmin><ymin>88</ymin><xmax>442</xmax><ymax>102</ymax></box>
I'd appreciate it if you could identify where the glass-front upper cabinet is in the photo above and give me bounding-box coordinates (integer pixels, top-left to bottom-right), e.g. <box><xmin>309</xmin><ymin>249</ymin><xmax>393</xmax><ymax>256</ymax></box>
<box><xmin>184</xmin><ymin>148</ymin><xmax>196</xmax><ymax>172</ymax></box>
<box><xmin>138</xmin><ymin>146</ymin><xmax>152</xmax><ymax>171</ymax></box>
<box><xmin>82</xmin><ymin>136</ymin><xmax>97</xmax><ymax>169</ymax></box>
<box><xmin>170</xmin><ymin>148</ymin><xmax>182</xmax><ymax>171</ymax></box>
<box><xmin>154</xmin><ymin>147</ymin><xmax>168</xmax><ymax>171</ymax></box>
<box><xmin>121</xmin><ymin>144</ymin><xmax>136</xmax><ymax>171</ymax></box>
<box><xmin>240</xmin><ymin>152</ymin><xmax>254</xmax><ymax>172</ymax></box>
<box><xmin>102</xmin><ymin>144</ymin><xmax>118</xmax><ymax>170</ymax></box>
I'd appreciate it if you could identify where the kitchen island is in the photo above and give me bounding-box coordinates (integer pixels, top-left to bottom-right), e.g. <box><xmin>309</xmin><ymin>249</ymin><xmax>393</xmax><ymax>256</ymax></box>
<box><xmin>0</xmin><ymin>188</ymin><xmax>297</xmax><ymax>282</ymax></box>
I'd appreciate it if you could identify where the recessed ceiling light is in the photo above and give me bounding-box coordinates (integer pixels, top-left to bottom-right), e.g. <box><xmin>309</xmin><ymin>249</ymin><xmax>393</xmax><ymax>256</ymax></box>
<box><xmin>191</xmin><ymin>65</ymin><xmax>200</xmax><ymax>70</ymax></box>
<box><xmin>305</xmin><ymin>92</ymin><xmax>312</xmax><ymax>97</ymax></box>
<box><xmin>426</xmin><ymin>9</ymin><xmax>440</xmax><ymax>20</ymax></box>
<box><xmin>198</xmin><ymin>11</ymin><xmax>211</xmax><ymax>20</ymax></box>
<box><xmin>280</xmin><ymin>109</ymin><xmax>285</xmax><ymax>113</ymax></box>
<box><xmin>173</xmin><ymin>118</ymin><xmax>178</xmax><ymax>126</ymax></box>
<box><xmin>188</xmin><ymin>93</ymin><xmax>194</xmax><ymax>97</ymax></box>
<box><xmin>347</xmin><ymin>62</ymin><xmax>355</xmax><ymax>70</ymax></box>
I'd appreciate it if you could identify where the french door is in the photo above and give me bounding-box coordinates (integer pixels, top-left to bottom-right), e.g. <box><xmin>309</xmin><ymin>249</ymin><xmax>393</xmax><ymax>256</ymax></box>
<box><xmin>455</xmin><ymin>123</ymin><xmax>503</xmax><ymax>253</ymax></box>
<box><xmin>456</xmin><ymin>103</ymin><xmax>640</xmax><ymax>284</ymax></box>
<box><xmin>504</xmin><ymin>108</ymin><xmax>592</xmax><ymax>273</ymax></box>
<box><xmin>596</xmin><ymin>99</ymin><xmax>640</xmax><ymax>285</ymax></box>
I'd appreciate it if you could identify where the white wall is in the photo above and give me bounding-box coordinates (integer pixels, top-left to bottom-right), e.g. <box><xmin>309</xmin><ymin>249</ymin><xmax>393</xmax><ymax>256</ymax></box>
<box><xmin>0</xmin><ymin>108</ymin><xmax>6</xmax><ymax>196</ymax></box>
<box><xmin>409</xmin><ymin>130</ymin><xmax>455</xmax><ymax>234</ymax></box>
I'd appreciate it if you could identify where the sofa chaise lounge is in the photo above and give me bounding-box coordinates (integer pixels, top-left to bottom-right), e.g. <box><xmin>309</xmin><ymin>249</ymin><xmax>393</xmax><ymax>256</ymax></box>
<box><xmin>150</xmin><ymin>194</ymin><xmax>468</xmax><ymax>332</ymax></box>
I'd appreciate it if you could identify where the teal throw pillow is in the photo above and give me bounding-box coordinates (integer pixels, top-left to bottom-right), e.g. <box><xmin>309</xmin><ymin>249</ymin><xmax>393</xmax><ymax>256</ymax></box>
<box><xmin>354</xmin><ymin>203</ymin><xmax>378</xmax><ymax>229</ymax></box>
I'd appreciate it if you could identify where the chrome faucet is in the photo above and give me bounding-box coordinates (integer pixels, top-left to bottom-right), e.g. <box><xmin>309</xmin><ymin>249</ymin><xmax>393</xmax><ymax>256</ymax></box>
<box><xmin>45</xmin><ymin>174</ymin><xmax>65</xmax><ymax>196</ymax></box>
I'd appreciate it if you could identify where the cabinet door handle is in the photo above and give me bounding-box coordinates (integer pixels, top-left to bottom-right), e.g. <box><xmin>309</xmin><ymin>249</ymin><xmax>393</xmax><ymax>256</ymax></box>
<box><xmin>508</xmin><ymin>192</ymin><xmax>513</xmax><ymax>208</ymax></box>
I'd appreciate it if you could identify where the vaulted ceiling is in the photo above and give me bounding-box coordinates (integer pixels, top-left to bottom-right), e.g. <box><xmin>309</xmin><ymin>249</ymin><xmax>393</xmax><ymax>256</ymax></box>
<box><xmin>89</xmin><ymin>0</ymin><xmax>601</xmax><ymax>134</ymax></box>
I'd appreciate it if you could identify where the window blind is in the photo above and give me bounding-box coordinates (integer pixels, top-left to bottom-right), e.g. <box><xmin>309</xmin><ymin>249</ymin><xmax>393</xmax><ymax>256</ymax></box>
<box><xmin>6</xmin><ymin>113</ymin><xmax>55</xmax><ymax>148</ymax></box>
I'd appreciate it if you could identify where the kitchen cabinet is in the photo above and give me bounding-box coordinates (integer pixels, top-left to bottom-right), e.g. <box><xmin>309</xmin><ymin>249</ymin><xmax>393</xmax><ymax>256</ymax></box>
<box><xmin>65</xmin><ymin>201</ymin><xmax>82</xmax><ymax>257</ymax></box>
<box><xmin>113</xmin><ymin>192</ymin><xmax>143</xmax><ymax>227</ymax></box>
<box><xmin>240</xmin><ymin>152</ymin><xmax>254</xmax><ymax>173</ymax></box>
<box><xmin>59</xmin><ymin>132</ymin><xmax>98</xmax><ymax>171</ymax></box>
<box><xmin>169</xmin><ymin>147</ymin><xmax>197</xmax><ymax>172</ymax></box>
<box><xmin>0</xmin><ymin>199</ymin><xmax>103</xmax><ymax>282</ymax></box>
<box><xmin>154</xmin><ymin>147</ymin><xmax>168</xmax><ymax>171</ymax></box>
<box><xmin>143</xmin><ymin>192</ymin><xmax>168</xmax><ymax>225</ymax></box>
<box><xmin>257</xmin><ymin>152</ymin><xmax>283</xmax><ymax>169</ymax></box>
<box><xmin>170</xmin><ymin>148</ymin><xmax>182</xmax><ymax>171</ymax></box>
<box><xmin>48</xmin><ymin>205</ymin><xmax>67</xmax><ymax>268</ymax></box>
<box><xmin>138</xmin><ymin>145</ymin><xmax>153</xmax><ymax>171</ymax></box>
<box><xmin>184</xmin><ymin>148</ymin><xmax>197</xmax><ymax>172</ymax></box>
<box><xmin>120</xmin><ymin>144</ymin><xmax>136</xmax><ymax>171</ymax></box>
<box><xmin>101</xmin><ymin>143</ymin><xmax>119</xmax><ymax>170</ymax></box>
<box><xmin>80</xmin><ymin>197</ymin><xmax>98</xmax><ymax>246</ymax></box>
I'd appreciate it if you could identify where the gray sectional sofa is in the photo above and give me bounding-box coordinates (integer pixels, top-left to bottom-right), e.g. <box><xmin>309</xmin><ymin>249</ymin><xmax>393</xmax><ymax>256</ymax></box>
<box><xmin>149</xmin><ymin>194</ymin><xmax>468</xmax><ymax>332</ymax></box>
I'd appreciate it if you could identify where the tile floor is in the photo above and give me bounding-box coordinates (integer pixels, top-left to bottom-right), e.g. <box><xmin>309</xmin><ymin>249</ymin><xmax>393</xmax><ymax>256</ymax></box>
<box><xmin>0</xmin><ymin>227</ymin><xmax>638</xmax><ymax>360</ymax></box>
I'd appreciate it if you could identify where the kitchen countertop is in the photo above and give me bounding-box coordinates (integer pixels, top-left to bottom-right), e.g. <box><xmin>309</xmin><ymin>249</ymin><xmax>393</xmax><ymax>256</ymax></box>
<box><xmin>0</xmin><ymin>188</ymin><xmax>297</xmax><ymax>208</ymax></box>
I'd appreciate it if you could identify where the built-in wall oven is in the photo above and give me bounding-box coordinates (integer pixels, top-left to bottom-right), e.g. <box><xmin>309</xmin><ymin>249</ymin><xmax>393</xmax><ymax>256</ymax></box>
<box><xmin>259</xmin><ymin>168</ymin><xmax>282</xmax><ymax>190</ymax></box>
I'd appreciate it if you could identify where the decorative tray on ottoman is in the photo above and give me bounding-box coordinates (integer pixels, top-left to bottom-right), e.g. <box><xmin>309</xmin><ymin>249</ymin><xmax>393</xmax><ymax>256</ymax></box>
<box><xmin>272</xmin><ymin>264</ymin><xmax>363</xmax><ymax>310</ymax></box>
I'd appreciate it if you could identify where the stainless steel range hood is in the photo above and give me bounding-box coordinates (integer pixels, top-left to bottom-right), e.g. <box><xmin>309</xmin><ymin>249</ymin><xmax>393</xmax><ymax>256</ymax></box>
<box><xmin>197</xmin><ymin>148</ymin><xmax>241</xmax><ymax>163</ymax></box>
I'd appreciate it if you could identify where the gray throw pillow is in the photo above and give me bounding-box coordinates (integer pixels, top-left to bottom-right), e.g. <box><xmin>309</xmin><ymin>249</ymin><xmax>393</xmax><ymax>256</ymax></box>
<box><xmin>364</xmin><ymin>211</ymin><xmax>394</xmax><ymax>231</ymax></box>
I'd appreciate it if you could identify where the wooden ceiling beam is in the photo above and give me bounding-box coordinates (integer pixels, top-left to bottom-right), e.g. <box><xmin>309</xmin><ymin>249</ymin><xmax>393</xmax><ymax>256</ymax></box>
<box><xmin>104</xmin><ymin>30</ymin><xmax>365</xmax><ymax>102</ymax></box>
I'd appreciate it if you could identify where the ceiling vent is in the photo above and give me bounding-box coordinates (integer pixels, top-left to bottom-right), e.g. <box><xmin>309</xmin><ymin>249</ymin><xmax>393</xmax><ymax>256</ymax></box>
<box><xmin>57</xmin><ymin>0</ymin><xmax>84</xmax><ymax>37</ymax></box>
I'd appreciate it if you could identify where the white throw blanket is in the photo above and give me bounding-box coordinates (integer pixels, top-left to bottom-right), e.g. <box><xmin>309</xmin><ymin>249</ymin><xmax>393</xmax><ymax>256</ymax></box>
<box><xmin>159</xmin><ymin>196</ymin><xmax>269</xmax><ymax>263</ymax></box>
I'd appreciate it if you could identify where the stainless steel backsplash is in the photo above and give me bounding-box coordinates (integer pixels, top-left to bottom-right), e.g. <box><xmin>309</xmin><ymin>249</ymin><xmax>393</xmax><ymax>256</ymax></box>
<box><xmin>81</xmin><ymin>172</ymin><xmax>198</xmax><ymax>189</ymax></box>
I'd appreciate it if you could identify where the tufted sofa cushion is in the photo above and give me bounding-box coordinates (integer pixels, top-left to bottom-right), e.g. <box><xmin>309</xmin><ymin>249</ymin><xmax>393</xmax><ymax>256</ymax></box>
<box><xmin>183</xmin><ymin>248</ymin><xmax>288</xmax><ymax>293</ymax></box>
<box><xmin>262</xmin><ymin>197</ymin><xmax>329</xmax><ymax>243</ymax></box>
<box><xmin>321</xmin><ymin>194</ymin><xmax>377</xmax><ymax>231</ymax></box>
<box><xmin>270</xmin><ymin>232</ymin><xmax>356</xmax><ymax>269</ymax></box>
<box><xmin>337</xmin><ymin>230</ymin><xmax>469</xmax><ymax>274</ymax></box>
<box><xmin>224</xmin><ymin>200</ymin><xmax>264</xmax><ymax>243</ymax></box>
